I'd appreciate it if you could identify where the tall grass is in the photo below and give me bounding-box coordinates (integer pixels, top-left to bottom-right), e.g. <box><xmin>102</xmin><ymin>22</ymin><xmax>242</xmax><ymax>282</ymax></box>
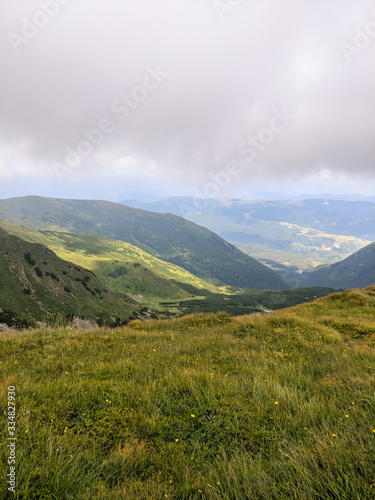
<box><xmin>1</xmin><ymin>288</ymin><xmax>374</xmax><ymax>499</ymax></box>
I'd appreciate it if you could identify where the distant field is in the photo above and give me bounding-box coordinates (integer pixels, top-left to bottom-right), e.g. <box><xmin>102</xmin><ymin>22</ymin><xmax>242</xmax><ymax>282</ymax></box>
<box><xmin>1</xmin><ymin>287</ymin><xmax>374</xmax><ymax>499</ymax></box>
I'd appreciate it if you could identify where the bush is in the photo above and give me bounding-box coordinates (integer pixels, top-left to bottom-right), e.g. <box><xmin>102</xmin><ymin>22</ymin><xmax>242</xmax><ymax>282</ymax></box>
<box><xmin>34</xmin><ymin>267</ymin><xmax>43</xmax><ymax>278</ymax></box>
<box><xmin>24</xmin><ymin>252</ymin><xmax>35</xmax><ymax>265</ymax></box>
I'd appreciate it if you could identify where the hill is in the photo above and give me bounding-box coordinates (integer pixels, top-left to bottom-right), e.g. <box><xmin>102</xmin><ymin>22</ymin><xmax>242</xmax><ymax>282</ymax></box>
<box><xmin>300</xmin><ymin>242</ymin><xmax>375</xmax><ymax>289</ymax></box>
<box><xmin>0</xmin><ymin>220</ymin><xmax>227</xmax><ymax>309</ymax></box>
<box><xmin>0</xmin><ymin>196</ymin><xmax>289</xmax><ymax>290</ymax></box>
<box><xmin>0</xmin><ymin>286</ymin><xmax>374</xmax><ymax>498</ymax></box>
<box><xmin>0</xmin><ymin>220</ymin><xmax>337</xmax><ymax>317</ymax></box>
<box><xmin>0</xmin><ymin>227</ymin><xmax>142</xmax><ymax>328</ymax></box>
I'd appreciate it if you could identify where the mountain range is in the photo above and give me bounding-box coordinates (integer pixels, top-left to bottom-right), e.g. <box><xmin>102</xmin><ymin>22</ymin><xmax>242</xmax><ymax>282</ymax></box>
<box><xmin>120</xmin><ymin>197</ymin><xmax>374</xmax><ymax>272</ymax></box>
<box><xmin>0</xmin><ymin>218</ymin><xmax>340</xmax><ymax>327</ymax></box>
<box><xmin>0</xmin><ymin>196</ymin><xmax>288</xmax><ymax>290</ymax></box>
<box><xmin>0</xmin><ymin>194</ymin><xmax>373</xmax><ymax>328</ymax></box>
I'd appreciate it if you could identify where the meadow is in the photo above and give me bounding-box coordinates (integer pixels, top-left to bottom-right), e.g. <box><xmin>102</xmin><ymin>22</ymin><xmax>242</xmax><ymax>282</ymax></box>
<box><xmin>1</xmin><ymin>287</ymin><xmax>374</xmax><ymax>499</ymax></box>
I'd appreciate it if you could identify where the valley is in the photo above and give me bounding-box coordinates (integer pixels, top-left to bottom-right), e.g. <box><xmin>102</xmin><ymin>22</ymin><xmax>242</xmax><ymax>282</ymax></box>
<box><xmin>0</xmin><ymin>220</ymin><xmax>337</xmax><ymax>327</ymax></box>
<box><xmin>0</xmin><ymin>196</ymin><xmax>288</xmax><ymax>290</ymax></box>
<box><xmin>0</xmin><ymin>194</ymin><xmax>373</xmax><ymax>328</ymax></box>
<box><xmin>122</xmin><ymin>197</ymin><xmax>374</xmax><ymax>273</ymax></box>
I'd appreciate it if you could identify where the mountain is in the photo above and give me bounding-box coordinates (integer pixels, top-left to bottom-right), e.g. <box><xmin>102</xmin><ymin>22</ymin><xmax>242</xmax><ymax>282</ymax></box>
<box><xmin>0</xmin><ymin>219</ymin><xmax>227</xmax><ymax>306</ymax></box>
<box><xmin>299</xmin><ymin>242</ymin><xmax>375</xmax><ymax>289</ymax></box>
<box><xmin>0</xmin><ymin>196</ymin><xmax>289</xmax><ymax>290</ymax></box>
<box><xmin>225</xmin><ymin>192</ymin><xmax>375</xmax><ymax>202</ymax></box>
<box><xmin>0</xmin><ymin>227</ymin><xmax>142</xmax><ymax>328</ymax></box>
<box><xmin>0</xmin><ymin>220</ymin><xmax>338</xmax><ymax>318</ymax></box>
<box><xmin>120</xmin><ymin>197</ymin><xmax>374</xmax><ymax>272</ymax></box>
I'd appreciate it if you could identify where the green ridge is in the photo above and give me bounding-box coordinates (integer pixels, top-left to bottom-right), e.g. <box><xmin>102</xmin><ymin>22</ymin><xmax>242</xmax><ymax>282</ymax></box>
<box><xmin>300</xmin><ymin>242</ymin><xmax>375</xmax><ymax>288</ymax></box>
<box><xmin>0</xmin><ymin>220</ymin><xmax>337</xmax><ymax>318</ymax></box>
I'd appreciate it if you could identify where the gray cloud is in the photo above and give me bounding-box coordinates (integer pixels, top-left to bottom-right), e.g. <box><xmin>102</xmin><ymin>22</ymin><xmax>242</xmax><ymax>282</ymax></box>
<box><xmin>0</xmin><ymin>0</ymin><xmax>374</xmax><ymax>195</ymax></box>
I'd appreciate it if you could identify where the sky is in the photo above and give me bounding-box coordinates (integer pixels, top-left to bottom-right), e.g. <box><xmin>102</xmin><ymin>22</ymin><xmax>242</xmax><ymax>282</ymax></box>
<box><xmin>0</xmin><ymin>0</ymin><xmax>374</xmax><ymax>202</ymax></box>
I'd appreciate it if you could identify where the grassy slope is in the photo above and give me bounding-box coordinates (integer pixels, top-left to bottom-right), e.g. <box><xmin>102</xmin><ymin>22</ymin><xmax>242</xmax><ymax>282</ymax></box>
<box><xmin>0</xmin><ymin>287</ymin><xmax>374</xmax><ymax>499</ymax></box>
<box><xmin>0</xmin><ymin>220</ymin><xmax>225</xmax><ymax>306</ymax></box>
<box><xmin>164</xmin><ymin>286</ymin><xmax>339</xmax><ymax>316</ymax></box>
<box><xmin>0</xmin><ymin>227</ymin><xmax>141</xmax><ymax>327</ymax></box>
<box><xmin>0</xmin><ymin>196</ymin><xmax>289</xmax><ymax>290</ymax></box>
<box><xmin>0</xmin><ymin>221</ymin><xmax>337</xmax><ymax>317</ymax></box>
<box><xmin>300</xmin><ymin>242</ymin><xmax>375</xmax><ymax>289</ymax></box>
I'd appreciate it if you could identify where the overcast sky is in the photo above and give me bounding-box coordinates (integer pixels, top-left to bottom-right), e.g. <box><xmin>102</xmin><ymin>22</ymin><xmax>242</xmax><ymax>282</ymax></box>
<box><xmin>0</xmin><ymin>0</ymin><xmax>374</xmax><ymax>201</ymax></box>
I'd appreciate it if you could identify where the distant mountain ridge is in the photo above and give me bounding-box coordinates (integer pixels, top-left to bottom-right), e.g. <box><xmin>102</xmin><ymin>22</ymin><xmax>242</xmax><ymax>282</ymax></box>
<box><xmin>120</xmin><ymin>197</ymin><xmax>375</xmax><ymax>239</ymax></box>
<box><xmin>0</xmin><ymin>196</ymin><xmax>289</xmax><ymax>290</ymax></box>
<box><xmin>120</xmin><ymin>197</ymin><xmax>374</xmax><ymax>273</ymax></box>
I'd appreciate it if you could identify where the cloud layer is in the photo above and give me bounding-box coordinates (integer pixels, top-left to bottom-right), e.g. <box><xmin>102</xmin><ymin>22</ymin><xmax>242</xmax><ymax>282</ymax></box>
<box><xmin>0</xmin><ymin>0</ymin><xmax>374</xmax><ymax>196</ymax></box>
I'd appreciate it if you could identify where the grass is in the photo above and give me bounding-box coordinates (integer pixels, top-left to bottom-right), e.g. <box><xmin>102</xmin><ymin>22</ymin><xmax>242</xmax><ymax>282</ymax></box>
<box><xmin>1</xmin><ymin>287</ymin><xmax>374</xmax><ymax>499</ymax></box>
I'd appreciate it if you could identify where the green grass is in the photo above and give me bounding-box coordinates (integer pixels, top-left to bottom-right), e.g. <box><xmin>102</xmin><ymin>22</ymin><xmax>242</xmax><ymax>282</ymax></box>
<box><xmin>1</xmin><ymin>287</ymin><xmax>375</xmax><ymax>499</ymax></box>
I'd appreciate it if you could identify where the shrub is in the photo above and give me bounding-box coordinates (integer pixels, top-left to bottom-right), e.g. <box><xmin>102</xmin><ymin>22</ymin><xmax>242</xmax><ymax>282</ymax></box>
<box><xmin>34</xmin><ymin>267</ymin><xmax>43</xmax><ymax>278</ymax></box>
<box><xmin>24</xmin><ymin>252</ymin><xmax>35</xmax><ymax>265</ymax></box>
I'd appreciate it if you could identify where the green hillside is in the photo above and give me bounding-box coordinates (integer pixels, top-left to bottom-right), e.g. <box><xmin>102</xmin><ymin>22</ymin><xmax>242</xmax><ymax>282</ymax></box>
<box><xmin>300</xmin><ymin>242</ymin><xmax>375</xmax><ymax>289</ymax></box>
<box><xmin>0</xmin><ymin>227</ymin><xmax>142</xmax><ymax>328</ymax></box>
<box><xmin>0</xmin><ymin>287</ymin><xmax>374</xmax><ymax>498</ymax></box>
<box><xmin>0</xmin><ymin>220</ymin><xmax>223</xmax><ymax>306</ymax></box>
<box><xmin>0</xmin><ymin>196</ymin><xmax>289</xmax><ymax>290</ymax></box>
<box><xmin>0</xmin><ymin>220</ymin><xmax>337</xmax><ymax>317</ymax></box>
